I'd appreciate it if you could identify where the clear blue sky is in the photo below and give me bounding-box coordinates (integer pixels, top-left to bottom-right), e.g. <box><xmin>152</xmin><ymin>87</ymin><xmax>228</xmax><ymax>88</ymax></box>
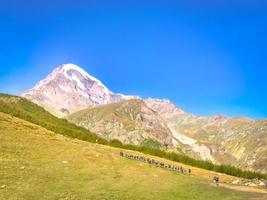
<box><xmin>0</xmin><ymin>1</ymin><xmax>267</xmax><ymax>119</ymax></box>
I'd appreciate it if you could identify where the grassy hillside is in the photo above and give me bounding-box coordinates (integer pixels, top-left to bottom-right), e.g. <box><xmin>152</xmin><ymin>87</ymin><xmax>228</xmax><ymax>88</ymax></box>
<box><xmin>1</xmin><ymin>112</ymin><xmax>266</xmax><ymax>200</ymax></box>
<box><xmin>0</xmin><ymin>94</ymin><xmax>265</xmax><ymax>180</ymax></box>
<box><xmin>0</xmin><ymin>93</ymin><xmax>107</xmax><ymax>144</ymax></box>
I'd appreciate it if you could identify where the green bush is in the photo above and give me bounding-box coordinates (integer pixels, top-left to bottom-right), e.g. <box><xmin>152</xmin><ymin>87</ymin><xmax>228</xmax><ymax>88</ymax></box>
<box><xmin>141</xmin><ymin>139</ymin><xmax>163</xmax><ymax>149</ymax></box>
<box><xmin>109</xmin><ymin>139</ymin><xmax>124</xmax><ymax>147</ymax></box>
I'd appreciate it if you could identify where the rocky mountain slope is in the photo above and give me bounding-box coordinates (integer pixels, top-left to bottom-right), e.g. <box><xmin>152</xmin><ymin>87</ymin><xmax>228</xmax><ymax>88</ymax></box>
<box><xmin>172</xmin><ymin>117</ymin><xmax>267</xmax><ymax>173</ymax></box>
<box><xmin>144</xmin><ymin>98</ymin><xmax>267</xmax><ymax>174</ymax></box>
<box><xmin>68</xmin><ymin>99</ymin><xmax>173</xmax><ymax>146</ymax></box>
<box><xmin>21</xmin><ymin>64</ymin><xmax>137</xmax><ymax>117</ymax></box>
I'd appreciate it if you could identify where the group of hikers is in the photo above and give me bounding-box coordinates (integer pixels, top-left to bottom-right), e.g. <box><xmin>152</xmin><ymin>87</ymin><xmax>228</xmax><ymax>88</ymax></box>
<box><xmin>119</xmin><ymin>152</ymin><xmax>192</xmax><ymax>175</ymax></box>
<box><xmin>119</xmin><ymin>152</ymin><xmax>267</xmax><ymax>190</ymax></box>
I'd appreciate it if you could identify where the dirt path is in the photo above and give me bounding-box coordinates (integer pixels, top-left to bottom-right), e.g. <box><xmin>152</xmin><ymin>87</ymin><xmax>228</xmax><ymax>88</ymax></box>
<box><xmin>215</xmin><ymin>183</ymin><xmax>267</xmax><ymax>194</ymax></box>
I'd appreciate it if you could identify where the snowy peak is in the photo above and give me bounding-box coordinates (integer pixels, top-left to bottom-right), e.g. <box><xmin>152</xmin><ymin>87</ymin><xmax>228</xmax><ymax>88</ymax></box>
<box><xmin>60</xmin><ymin>63</ymin><xmax>89</xmax><ymax>78</ymax></box>
<box><xmin>21</xmin><ymin>64</ymin><xmax>137</xmax><ymax>117</ymax></box>
<box><xmin>59</xmin><ymin>64</ymin><xmax>110</xmax><ymax>92</ymax></box>
<box><xmin>33</xmin><ymin>64</ymin><xmax>109</xmax><ymax>92</ymax></box>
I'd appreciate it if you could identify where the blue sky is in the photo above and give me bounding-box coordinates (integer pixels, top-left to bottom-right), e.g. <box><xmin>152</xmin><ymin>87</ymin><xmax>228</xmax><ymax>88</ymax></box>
<box><xmin>0</xmin><ymin>1</ymin><xmax>267</xmax><ymax>119</ymax></box>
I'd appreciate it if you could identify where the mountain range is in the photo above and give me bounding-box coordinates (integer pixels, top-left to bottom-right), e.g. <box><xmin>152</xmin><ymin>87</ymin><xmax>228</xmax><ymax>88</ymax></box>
<box><xmin>21</xmin><ymin>64</ymin><xmax>267</xmax><ymax>174</ymax></box>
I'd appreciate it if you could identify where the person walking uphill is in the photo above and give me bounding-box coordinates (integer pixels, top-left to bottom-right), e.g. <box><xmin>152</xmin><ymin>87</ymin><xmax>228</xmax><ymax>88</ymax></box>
<box><xmin>213</xmin><ymin>176</ymin><xmax>220</xmax><ymax>186</ymax></box>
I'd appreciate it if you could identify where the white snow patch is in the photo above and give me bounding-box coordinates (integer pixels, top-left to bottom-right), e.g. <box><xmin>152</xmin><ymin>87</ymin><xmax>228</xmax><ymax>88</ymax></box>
<box><xmin>61</xmin><ymin>63</ymin><xmax>90</xmax><ymax>78</ymax></box>
<box><xmin>70</xmin><ymin>73</ymin><xmax>86</xmax><ymax>90</ymax></box>
<box><xmin>60</xmin><ymin>63</ymin><xmax>111</xmax><ymax>93</ymax></box>
<box><xmin>116</xmin><ymin>93</ymin><xmax>140</xmax><ymax>100</ymax></box>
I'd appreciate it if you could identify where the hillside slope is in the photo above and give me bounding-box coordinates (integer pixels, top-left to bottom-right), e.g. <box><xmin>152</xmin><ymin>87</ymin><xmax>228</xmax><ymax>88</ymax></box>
<box><xmin>0</xmin><ymin>93</ymin><xmax>107</xmax><ymax>144</ymax></box>
<box><xmin>1</xmin><ymin>112</ymin><xmax>266</xmax><ymax>200</ymax></box>
<box><xmin>167</xmin><ymin>116</ymin><xmax>267</xmax><ymax>174</ymax></box>
<box><xmin>144</xmin><ymin>98</ymin><xmax>267</xmax><ymax>174</ymax></box>
<box><xmin>68</xmin><ymin>99</ymin><xmax>173</xmax><ymax>146</ymax></box>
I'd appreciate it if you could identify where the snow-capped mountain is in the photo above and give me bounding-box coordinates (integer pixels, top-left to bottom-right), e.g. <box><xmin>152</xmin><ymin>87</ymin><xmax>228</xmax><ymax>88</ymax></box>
<box><xmin>20</xmin><ymin>63</ymin><xmax>267</xmax><ymax>174</ymax></box>
<box><xmin>21</xmin><ymin>64</ymin><xmax>138</xmax><ymax>117</ymax></box>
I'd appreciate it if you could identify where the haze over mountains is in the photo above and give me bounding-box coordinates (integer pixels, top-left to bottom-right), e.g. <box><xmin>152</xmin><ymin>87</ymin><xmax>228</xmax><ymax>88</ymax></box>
<box><xmin>21</xmin><ymin>64</ymin><xmax>267</xmax><ymax>174</ymax></box>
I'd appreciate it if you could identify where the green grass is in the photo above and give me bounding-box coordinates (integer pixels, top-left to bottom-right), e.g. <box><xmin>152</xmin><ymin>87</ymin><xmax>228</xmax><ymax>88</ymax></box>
<box><xmin>0</xmin><ymin>93</ymin><xmax>108</xmax><ymax>144</ymax></box>
<box><xmin>0</xmin><ymin>93</ymin><xmax>266</xmax><ymax>180</ymax></box>
<box><xmin>1</xmin><ymin>112</ymin><xmax>263</xmax><ymax>200</ymax></box>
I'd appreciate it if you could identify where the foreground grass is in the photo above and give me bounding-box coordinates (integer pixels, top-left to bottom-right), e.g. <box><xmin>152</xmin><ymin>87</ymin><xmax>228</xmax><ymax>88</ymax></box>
<box><xmin>0</xmin><ymin>112</ymin><xmax>264</xmax><ymax>200</ymax></box>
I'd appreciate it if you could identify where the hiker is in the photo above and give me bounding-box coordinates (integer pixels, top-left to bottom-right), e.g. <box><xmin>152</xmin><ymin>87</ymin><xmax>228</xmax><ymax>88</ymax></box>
<box><xmin>213</xmin><ymin>176</ymin><xmax>219</xmax><ymax>186</ymax></box>
<box><xmin>188</xmin><ymin>169</ymin><xmax>191</xmax><ymax>175</ymax></box>
<box><xmin>213</xmin><ymin>176</ymin><xmax>216</xmax><ymax>185</ymax></box>
<box><xmin>216</xmin><ymin>176</ymin><xmax>220</xmax><ymax>186</ymax></box>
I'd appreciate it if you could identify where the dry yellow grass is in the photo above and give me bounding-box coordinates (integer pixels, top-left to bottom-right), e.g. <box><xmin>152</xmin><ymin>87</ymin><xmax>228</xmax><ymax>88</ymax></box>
<box><xmin>1</xmin><ymin>112</ymin><xmax>266</xmax><ymax>200</ymax></box>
